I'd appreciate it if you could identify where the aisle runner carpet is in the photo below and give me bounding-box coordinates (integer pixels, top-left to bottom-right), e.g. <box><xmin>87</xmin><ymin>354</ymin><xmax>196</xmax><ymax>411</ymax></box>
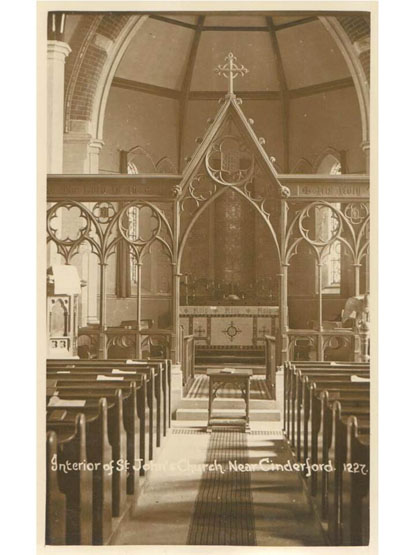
<box><xmin>187</xmin><ymin>431</ymin><xmax>257</xmax><ymax>546</ymax></box>
<box><xmin>186</xmin><ymin>374</ymin><xmax>270</xmax><ymax>400</ymax></box>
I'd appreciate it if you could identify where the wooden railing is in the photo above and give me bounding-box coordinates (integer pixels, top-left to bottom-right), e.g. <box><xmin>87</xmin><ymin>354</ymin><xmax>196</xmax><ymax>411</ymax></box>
<box><xmin>265</xmin><ymin>335</ymin><xmax>277</xmax><ymax>399</ymax></box>
<box><xmin>78</xmin><ymin>327</ymin><xmax>173</xmax><ymax>360</ymax></box>
<box><xmin>284</xmin><ymin>329</ymin><xmax>364</xmax><ymax>362</ymax></box>
<box><xmin>182</xmin><ymin>334</ymin><xmax>195</xmax><ymax>395</ymax></box>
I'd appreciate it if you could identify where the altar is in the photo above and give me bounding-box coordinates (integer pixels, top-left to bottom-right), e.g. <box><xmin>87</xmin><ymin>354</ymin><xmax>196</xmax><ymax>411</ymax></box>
<box><xmin>179</xmin><ymin>306</ymin><xmax>279</xmax><ymax>348</ymax></box>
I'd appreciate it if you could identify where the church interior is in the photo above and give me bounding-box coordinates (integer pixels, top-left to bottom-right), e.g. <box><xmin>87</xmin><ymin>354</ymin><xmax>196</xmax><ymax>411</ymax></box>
<box><xmin>45</xmin><ymin>9</ymin><xmax>372</xmax><ymax>547</ymax></box>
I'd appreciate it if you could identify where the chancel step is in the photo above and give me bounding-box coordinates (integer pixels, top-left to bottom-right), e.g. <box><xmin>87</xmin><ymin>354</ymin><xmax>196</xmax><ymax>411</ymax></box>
<box><xmin>175</xmin><ymin>407</ymin><xmax>281</xmax><ymax>422</ymax></box>
<box><xmin>195</xmin><ymin>348</ymin><xmax>265</xmax><ymax>365</ymax></box>
<box><xmin>178</xmin><ymin>398</ymin><xmax>277</xmax><ymax>410</ymax></box>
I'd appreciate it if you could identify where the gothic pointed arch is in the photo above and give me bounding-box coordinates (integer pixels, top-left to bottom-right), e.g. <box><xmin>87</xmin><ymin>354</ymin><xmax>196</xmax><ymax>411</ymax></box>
<box><xmin>313</xmin><ymin>147</ymin><xmax>343</xmax><ymax>174</ymax></box>
<box><xmin>291</xmin><ymin>158</ymin><xmax>314</xmax><ymax>174</ymax></box>
<box><xmin>175</xmin><ymin>56</ymin><xmax>290</xmax><ymax>271</ymax></box>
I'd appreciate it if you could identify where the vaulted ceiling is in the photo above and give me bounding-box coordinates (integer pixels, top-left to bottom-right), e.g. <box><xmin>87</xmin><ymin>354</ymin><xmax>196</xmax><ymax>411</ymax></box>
<box><xmin>62</xmin><ymin>11</ymin><xmax>370</xmax><ymax>174</ymax></box>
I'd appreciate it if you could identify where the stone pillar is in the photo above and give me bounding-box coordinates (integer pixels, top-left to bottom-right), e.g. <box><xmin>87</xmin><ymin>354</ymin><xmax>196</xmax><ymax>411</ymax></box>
<box><xmin>47</xmin><ymin>41</ymin><xmax>71</xmax><ymax>173</ymax></box>
<box><xmin>89</xmin><ymin>139</ymin><xmax>105</xmax><ymax>173</ymax></box>
<box><xmin>63</xmin><ymin>133</ymin><xmax>104</xmax><ymax>174</ymax></box>
<box><xmin>47</xmin><ymin>40</ymin><xmax>71</xmax><ymax>268</ymax></box>
<box><xmin>62</xmin><ymin>132</ymin><xmax>104</xmax><ymax>324</ymax></box>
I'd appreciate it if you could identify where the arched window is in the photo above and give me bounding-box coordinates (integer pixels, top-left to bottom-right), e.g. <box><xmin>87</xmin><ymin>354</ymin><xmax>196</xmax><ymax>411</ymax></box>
<box><xmin>315</xmin><ymin>154</ymin><xmax>342</xmax><ymax>294</ymax></box>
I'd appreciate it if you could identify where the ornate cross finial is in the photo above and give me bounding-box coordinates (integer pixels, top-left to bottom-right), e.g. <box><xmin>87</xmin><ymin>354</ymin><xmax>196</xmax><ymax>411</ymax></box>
<box><xmin>215</xmin><ymin>53</ymin><xmax>248</xmax><ymax>95</ymax></box>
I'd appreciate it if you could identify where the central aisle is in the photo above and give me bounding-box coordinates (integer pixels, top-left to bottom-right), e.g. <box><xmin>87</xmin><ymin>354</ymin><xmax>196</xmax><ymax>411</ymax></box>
<box><xmin>111</xmin><ymin>424</ymin><xmax>327</xmax><ymax>546</ymax></box>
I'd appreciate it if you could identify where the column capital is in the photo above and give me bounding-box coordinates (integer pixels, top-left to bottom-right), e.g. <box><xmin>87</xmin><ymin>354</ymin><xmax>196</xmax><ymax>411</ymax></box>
<box><xmin>63</xmin><ymin>131</ymin><xmax>92</xmax><ymax>145</ymax></box>
<box><xmin>360</xmin><ymin>140</ymin><xmax>370</xmax><ymax>153</ymax></box>
<box><xmin>89</xmin><ymin>138</ymin><xmax>105</xmax><ymax>152</ymax></box>
<box><xmin>47</xmin><ymin>40</ymin><xmax>71</xmax><ymax>61</ymax></box>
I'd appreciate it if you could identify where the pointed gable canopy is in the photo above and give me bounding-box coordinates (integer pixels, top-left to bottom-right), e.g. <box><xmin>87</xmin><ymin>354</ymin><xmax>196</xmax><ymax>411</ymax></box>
<box><xmin>177</xmin><ymin>53</ymin><xmax>290</xmax><ymax>201</ymax></box>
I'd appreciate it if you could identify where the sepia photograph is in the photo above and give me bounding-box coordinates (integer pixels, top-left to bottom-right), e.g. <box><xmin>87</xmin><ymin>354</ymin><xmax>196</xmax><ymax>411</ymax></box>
<box><xmin>41</xmin><ymin>1</ymin><xmax>376</xmax><ymax>550</ymax></box>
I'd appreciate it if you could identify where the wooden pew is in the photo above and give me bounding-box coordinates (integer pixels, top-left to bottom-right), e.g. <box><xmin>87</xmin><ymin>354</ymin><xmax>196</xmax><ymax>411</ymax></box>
<box><xmin>342</xmin><ymin>416</ymin><xmax>370</xmax><ymax>546</ymax></box>
<box><xmin>283</xmin><ymin>362</ymin><xmax>370</xmax><ymax>546</ymax></box>
<box><xmin>47</xmin><ymin>359</ymin><xmax>166</xmax><ymax>457</ymax></box>
<box><xmin>47</xmin><ymin>362</ymin><xmax>155</xmax><ymax>464</ymax></box>
<box><xmin>301</xmin><ymin>376</ymin><xmax>369</xmax><ymax>465</ymax></box>
<box><xmin>327</xmin><ymin>407</ymin><xmax>370</xmax><ymax>545</ymax></box>
<box><xmin>288</xmin><ymin>361</ymin><xmax>369</xmax><ymax>368</ymax></box>
<box><xmin>283</xmin><ymin>361</ymin><xmax>367</xmax><ymax>440</ymax></box>
<box><xmin>46</xmin><ymin>412</ymin><xmax>94</xmax><ymax>545</ymax></box>
<box><xmin>47</xmin><ymin>373</ymin><xmax>148</xmax><ymax>482</ymax></box>
<box><xmin>48</xmin><ymin>389</ymin><xmax>128</xmax><ymax>516</ymax></box>
<box><xmin>312</xmin><ymin>391</ymin><xmax>369</xmax><ymax>517</ymax></box>
<box><xmin>46</xmin><ymin>431</ymin><xmax>67</xmax><ymax>545</ymax></box>
<box><xmin>47</xmin><ymin>357</ymin><xmax>169</xmax><ymax>434</ymax></box>
<box><xmin>45</xmin><ymin>358</ymin><xmax>174</xmax><ymax>545</ymax></box>
<box><xmin>288</xmin><ymin>367</ymin><xmax>369</xmax><ymax>453</ymax></box>
<box><xmin>47</xmin><ymin>398</ymin><xmax>112</xmax><ymax>545</ymax></box>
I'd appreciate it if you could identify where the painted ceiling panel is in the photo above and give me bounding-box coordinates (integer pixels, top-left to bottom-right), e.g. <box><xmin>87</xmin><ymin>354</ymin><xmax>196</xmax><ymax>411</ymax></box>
<box><xmin>190</xmin><ymin>31</ymin><xmax>280</xmax><ymax>92</ymax></box>
<box><xmin>277</xmin><ymin>20</ymin><xmax>350</xmax><ymax>89</ymax></box>
<box><xmin>115</xmin><ymin>18</ymin><xmax>195</xmax><ymax>90</ymax></box>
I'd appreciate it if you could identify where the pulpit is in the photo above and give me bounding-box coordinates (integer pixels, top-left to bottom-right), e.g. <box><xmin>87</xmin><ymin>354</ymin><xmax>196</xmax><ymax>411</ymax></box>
<box><xmin>47</xmin><ymin>265</ymin><xmax>81</xmax><ymax>358</ymax></box>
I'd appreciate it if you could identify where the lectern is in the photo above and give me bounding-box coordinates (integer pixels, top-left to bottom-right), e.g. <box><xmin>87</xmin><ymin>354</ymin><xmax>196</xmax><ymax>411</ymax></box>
<box><xmin>207</xmin><ymin>368</ymin><xmax>253</xmax><ymax>432</ymax></box>
<box><xmin>47</xmin><ymin>265</ymin><xmax>81</xmax><ymax>358</ymax></box>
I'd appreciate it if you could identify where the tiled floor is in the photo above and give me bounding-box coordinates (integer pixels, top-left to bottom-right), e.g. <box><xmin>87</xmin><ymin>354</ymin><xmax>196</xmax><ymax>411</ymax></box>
<box><xmin>187</xmin><ymin>431</ymin><xmax>256</xmax><ymax>545</ymax></box>
<box><xmin>111</xmin><ymin>423</ymin><xmax>326</xmax><ymax>546</ymax></box>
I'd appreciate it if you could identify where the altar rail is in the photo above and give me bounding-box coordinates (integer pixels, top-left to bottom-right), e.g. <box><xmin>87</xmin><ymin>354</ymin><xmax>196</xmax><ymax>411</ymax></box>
<box><xmin>78</xmin><ymin>327</ymin><xmax>173</xmax><ymax>360</ymax></box>
<box><xmin>285</xmin><ymin>329</ymin><xmax>368</xmax><ymax>362</ymax></box>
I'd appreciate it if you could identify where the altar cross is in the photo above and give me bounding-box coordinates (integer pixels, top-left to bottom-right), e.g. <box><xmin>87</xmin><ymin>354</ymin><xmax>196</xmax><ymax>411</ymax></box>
<box><xmin>215</xmin><ymin>52</ymin><xmax>249</xmax><ymax>95</ymax></box>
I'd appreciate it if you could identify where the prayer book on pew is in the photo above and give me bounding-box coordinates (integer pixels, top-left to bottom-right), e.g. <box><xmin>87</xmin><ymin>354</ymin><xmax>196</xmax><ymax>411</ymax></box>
<box><xmin>112</xmin><ymin>368</ymin><xmax>137</xmax><ymax>375</ymax></box>
<box><xmin>125</xmin><ymin>359</ymin><xmax>150</xmax><ymax>365</ymax></box>
<box><xmin>351</xmin><ymin>374</ymin><xmax>370</xmax><ymax>382</ymax></box>
<box><xmin>220</xmin><ymin>368</ymin><xmax>235</xmax><ymax>374</ymax></box>
<box><xmin>48</xmin><ymin>396</ymin><xmax>86</xmax><ymax>408</ymax></box>
<box><xmin>96</xmin><ymin>374</ymin><xmax>124</xmax><ymax>381</ymax></box>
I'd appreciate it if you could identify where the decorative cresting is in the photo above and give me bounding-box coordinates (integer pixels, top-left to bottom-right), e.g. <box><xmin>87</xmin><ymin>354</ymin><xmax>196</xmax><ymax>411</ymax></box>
<box><xmin>47</xmin><ymin>200</ymin><xmax>174</xmax><ymax>265</ymax></box>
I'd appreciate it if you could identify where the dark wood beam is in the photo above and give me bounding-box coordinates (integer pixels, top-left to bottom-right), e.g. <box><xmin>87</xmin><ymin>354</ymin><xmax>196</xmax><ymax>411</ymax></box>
<box><xmin>188</xmin><ymin>90</ymin><xmax>282</xmax><ymax>101</ymax></box>
<box><xmin>149</xmin><ymin>14</ymin><xmax>197</xmax><ymax>30</ymax></box>
<box><xmin>177</xmin><ymin>16</ymin><xmax>205</xmax><ymax>172</ymax></box>
<box><xmin>145</xmin><ymin>10</ymin><xmax>369</xmax><ymax>17</ymax></box>
<box><xmin>202</xmin><ymin>25</ymin><xmax>268</xmax><ymax>31</ymax></box>
<box><xmin>274</xmin><ymin>16</ymin><xmax>318</xmax><ymax>32</ymax></box>
<box><xmin>112</xmin><ymin>77</ymin><xmax>180</xmax><ymax>99</ymax></box>
<box><xmin>289</xmin><ymin>77</ymin><xmax>354</xmax><ymax>99</ymax></box>
<box><xmin>112</xmin><ymin>76</ymin><xmax>355</xmax><ymax>103</ymax></box>
<box><xmin>267</xmin><ymin>16</ymin><xmax>290</xmax><ymax>173</ymax></box>
<box><xmin>149</xmin><ymin>13</ymin><xmax>317</xmax><ymax>33</ymax></box>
